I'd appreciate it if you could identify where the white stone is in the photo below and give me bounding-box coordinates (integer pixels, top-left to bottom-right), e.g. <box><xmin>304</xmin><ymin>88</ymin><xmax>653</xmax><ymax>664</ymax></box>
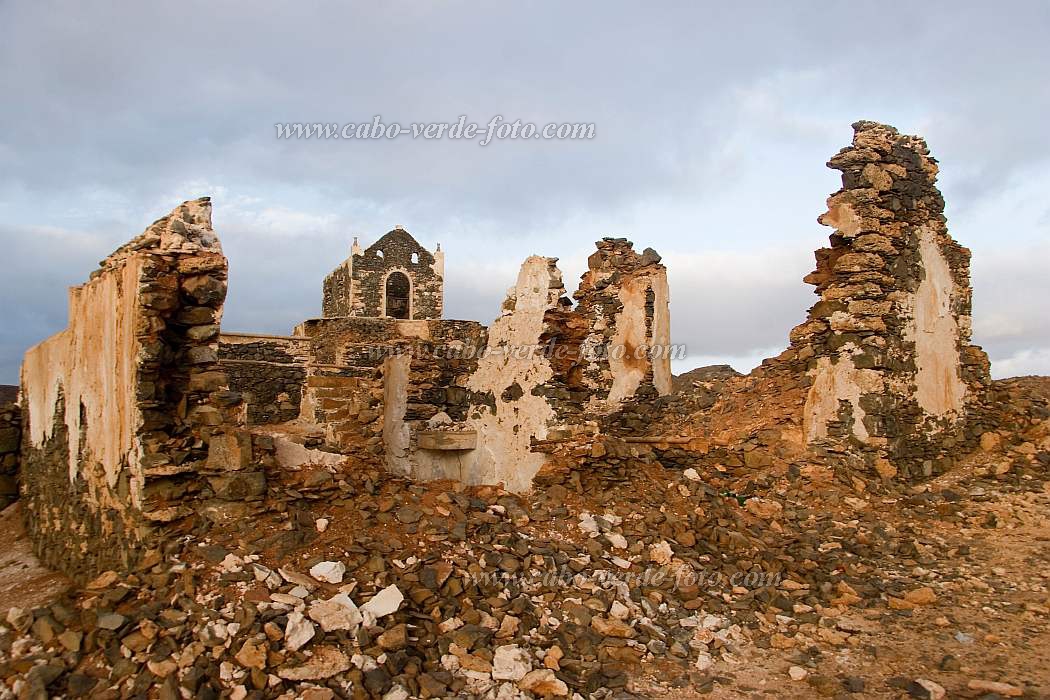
<box><xmin>578</xmin><ymin>513</ymin><xmax>599</xmax><ymax>536</ymax></box>
<box><xmin>492</xmin><ymin>644</ymin><xmax>532</xmax><ymax>681</ymax></box>
<box><xmin>361</xmin><ymin>585</ymin><xmax>404</xmax><ymax>618</ymax></box>
<box><xmin>788</xmin><ymin>666</ymin><xmax>807</xmax><ymax>681</ymax></box>
<box><xmin>284</xmin><ymin>611</ymin><xmax>315</xmax><ymax>651</ymax></box>
<box><xmin>309</xmin><ymin>561</ymin><xmax>346</xmax><ymax>584</ymax></box>
<box><xmin>683</xmin><ymin>468</ymin><xmax>702</xmax><ymax>481</ymax></box>
<box><xmin>695</xmin><ymin>652</ymin><xmax>713</xmax><ymax>671</ymax></box>
<box><xmin>315</xmin><ymin>518</ymin><xmax>329</xmax><ymax>533</ymax></box>
<box><xmin>606</xmin><ymin>533</ymin><xmax>628</xmax><ymax>550</ymax></box>
<box><xmin>609</xmin><ymin>601</ymin><xmax>630</xmax><ymax>620</ymax></box>
<box><xmin>382</xmin><ymin>686</ymin><xmax>411</xmax><ymax>700</ymax></box>
<box><xmin>309</xmin><ymin>593</ymin><xmax>363</xmax><ymax>633</ymax></box>
<box><xmin>220</xmin><ymin>554</ymin><xmax>244</xmax><ymax>573</ymax></box>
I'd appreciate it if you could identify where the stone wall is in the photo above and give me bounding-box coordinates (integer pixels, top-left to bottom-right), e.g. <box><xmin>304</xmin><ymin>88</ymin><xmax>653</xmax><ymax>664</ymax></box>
<box><xmin>382</xmin><ymin>242</ymin><xmax>672</xmax><ymax>492</ymax></box>
<box><xmin>19</xmin><ymin>199</ymin><xmax>263</xmax><ymax>578</ymax></box>
<box><xmin>0</xmin><ymin>402</ymin><xmax>19</xmax><ymax>508</ymax></box>
<box><xmin>796</xmin><ymin>121</ymin><xmax>991</xmax><ymax>476</ymax></box>
<box><xmin>322</xmin><ymin>228</ymin><xmax>444</xmax><ymax>320</ymax></box>
<box><xmin>663</xmin><ymin>121</ymin><xmax>992</xmax><ymax>481</ymax></box>
<box><xmin>219</xmin><ymin>334</ymin><xmax>309</xmax><ymax>425</ymax></box>
<box><xmin>566</xmin><ymin>238</ymin><xmax>672</xmax><ymax>423</ymax></box>
<box><xmin>295</xmin><ymin>316</ymin><xmax>486</xmax><ymax>458</ymax></box>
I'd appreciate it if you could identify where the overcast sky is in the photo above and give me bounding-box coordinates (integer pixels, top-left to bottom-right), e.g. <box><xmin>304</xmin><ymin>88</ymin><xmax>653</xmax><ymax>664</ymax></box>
<box><xmin>2</xmin><ymin>1</ymin><xmax>1048</xmax><ymax>386</ymax></box>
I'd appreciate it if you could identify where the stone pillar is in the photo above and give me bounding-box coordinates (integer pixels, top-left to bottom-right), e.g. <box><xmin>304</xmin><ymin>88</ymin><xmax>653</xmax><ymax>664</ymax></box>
<box><xmin>794</xmin><ymin>121</ymin><xmax>990</xmax><ymax>478</ymax></box>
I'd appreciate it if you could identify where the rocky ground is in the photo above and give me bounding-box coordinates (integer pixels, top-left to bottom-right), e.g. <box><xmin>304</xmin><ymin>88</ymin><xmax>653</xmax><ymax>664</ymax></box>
<box><xmin>1</xmin><ymin>379</ymin><xmax>1048</xmax><ymax>700</ymax></box>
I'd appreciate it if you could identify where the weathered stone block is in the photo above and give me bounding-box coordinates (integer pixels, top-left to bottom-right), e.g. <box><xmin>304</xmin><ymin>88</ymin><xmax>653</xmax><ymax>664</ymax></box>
<box><xmin>207</xmin><ymin>472</ymin><xmax>266</xmax><ymax>500</ymax></box>
<box><xmin>181</xmin><ymin>275</ymin><xmax>226</xmax><ymax>306</ymax></box>
<box><xmin>206</xmin><ymin>430</ymin><xmax>252</xmax><ymax>471</ymax></box>
<box><xmin>189</xmin><ymin>370</ymin><xmax>227</xmax><ymax>392</ymax></box>
<box><xmin>417</xmin><ymin>430</ymin><xmax>478</xmax><ymax>451</ymax></box>
<box><xmin>0</xmin><ymin>427</ymin><xmax>19</xmax><ymax>453</ymax></box>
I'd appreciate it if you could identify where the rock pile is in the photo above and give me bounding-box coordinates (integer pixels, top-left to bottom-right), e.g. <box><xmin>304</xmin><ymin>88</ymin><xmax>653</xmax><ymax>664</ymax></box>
<box><xmin>3</xmin><ymin>386</ymin><xmax>1049</xmax><ymax>698</ymax></box>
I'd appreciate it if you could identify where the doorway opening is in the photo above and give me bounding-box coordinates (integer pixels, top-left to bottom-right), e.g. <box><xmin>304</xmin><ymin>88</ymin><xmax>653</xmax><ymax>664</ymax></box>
<box><xmin>385</xmin><ymin>272</ymin><xmax>411</xmax><ymax>319</ymax></box>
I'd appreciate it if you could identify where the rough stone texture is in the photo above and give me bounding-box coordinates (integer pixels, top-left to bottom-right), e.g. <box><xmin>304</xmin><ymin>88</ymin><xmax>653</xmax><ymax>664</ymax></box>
<box><xmin>796</xmin><ymin>121</ymin><xmax>991</xmax><ymax>476</ymax></box>
<box><xmin>662</xmin><ymin>121</ymin><xmax>992</xmax><ymax>481</ymax></box>
<box><xmin>278</xmin><ymin>240</ymin><xmax>671</xmax><ymax>492</ymax></box>
<box><xmin>18</xmin><ymin>199</ymin><xmax>263</xmax><ymax>579</ymax></box>
<box><xmin>377</xmin><ymin>243</ymin><xmax>671</xmax><ymax>491</ymax></box>
<box><xmin>219</xmin><ymin>335</ymin><xmax>308</xmax><ymax>425</ymax></box>
<box><xmin>294</xmin><ymin>316</ymin><xmax>486</xmax><ymax>460</ymax></box>
<box><xmin>322</xmin><ymin>228</ymin><xmax>444</xmax><ymax>320</ymax></box>
<box><xmin>0</xmin><ymin>402</ymin><xmax>20</xmax><ymax>508</ymax></box>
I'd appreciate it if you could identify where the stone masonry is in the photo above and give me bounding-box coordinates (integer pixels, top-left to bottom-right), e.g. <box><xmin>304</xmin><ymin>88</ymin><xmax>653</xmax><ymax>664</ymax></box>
<box><xmin>12</xmin><ymin>120</ymin><xmax>1007</xmax><ymax>583</ymax></box>
<box><xmin>322</xmin><ymin>227</ymin><xmax>444</xmax><ymax>320</ymax></box>
<box><xmin>663</xmin><ymin>121</ymin><xmax>992</xmax><ymax>481</ymax></box>
<box><xmin>0</xmin><ymin>401</ymin><xmax>19</xmax><ymax>509</ymax></box>
<box><xmin>796</xmin><ymin>121</ymin><xmax>991</xmax><ymax>477</ymax></box>
<box><xmin>19</xmin><ymin>199</ymin><xmax>264</xmax><ymax>578</ymax></box>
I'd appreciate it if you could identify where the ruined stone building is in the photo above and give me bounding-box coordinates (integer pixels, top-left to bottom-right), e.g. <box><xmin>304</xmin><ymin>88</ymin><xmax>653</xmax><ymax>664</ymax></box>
<box><xmin>5</xmin><ymin>120</ymin><xmax>1001</xmax><ymax>579</ymax></box>
<box><xmin>321</xmin><ymin>228</ymin><xmax>444</xmax><ymax>320</ymax></box>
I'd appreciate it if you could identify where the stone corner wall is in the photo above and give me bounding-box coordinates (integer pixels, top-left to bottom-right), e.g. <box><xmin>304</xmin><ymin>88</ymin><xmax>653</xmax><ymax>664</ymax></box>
<box><xmin>19</xmin><ymin>198</ymin><xmax>265</xmax><ymax>579</ymax></box>
<box><xmin>0</xmin><ymin>402</ymin><xmax>20</xmax><ymax>509</ymax></box>
<box><xmin>218</xmin><ymin>334</ymin><xmax>309</xmax><ymax>426</ymax></box>
<box><xmin>321</xmin><ymin>260</ymin><xmax>352</xmax><ymax>317</ymax></box>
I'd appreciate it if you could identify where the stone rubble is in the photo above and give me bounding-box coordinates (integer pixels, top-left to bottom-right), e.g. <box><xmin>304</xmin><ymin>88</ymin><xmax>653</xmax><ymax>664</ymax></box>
<box><xmin>1</xmin><ymin>121</ymin><xmax>1049</xmax><ymax>698</ymax></box>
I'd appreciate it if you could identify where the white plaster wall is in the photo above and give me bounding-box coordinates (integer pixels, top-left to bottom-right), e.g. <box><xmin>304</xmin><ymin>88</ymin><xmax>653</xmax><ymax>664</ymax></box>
<box><xmin>382</xmin><ymin>353</ymin><xmax>413</xmax><ymax>477</ymax></box>
<box><xmin>908</xmin><ymin>226</ymin><xmax>966</xmax><ymax>417</ymax></box>
<box><xmin>649</xmin><ymin>271</ymin><xmax>673</xmax><ymax>396</ymax></box>
<box><xmin>21</xmin><ymin>256</ymin><xmax>144</xmax><ymax>499</ymax></box>
<box><xmin>463</xmin><ymin>256</ymin><xmax>559</xmax><ymax>492</ymax></box>
<box><xmin>607</xmin><ymin>276</ymin><xmax>649</xmax><ymax>403</ymax></box>
<box><xmin>803</xmin><ymin>353</ymin><xmax>884</xmax><ymax>443</ymax></box>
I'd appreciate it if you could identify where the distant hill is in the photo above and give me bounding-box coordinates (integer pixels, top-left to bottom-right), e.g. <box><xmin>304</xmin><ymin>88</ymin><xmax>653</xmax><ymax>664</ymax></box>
<box><xmin>0</xmin><ymin>386</ymin><xmax>18</xmax><ymax>404</ymax></box>
<box><xmin>671</xmin><ymin>364</ymin><xmax>741</xmax><ymax>394</ymax></box>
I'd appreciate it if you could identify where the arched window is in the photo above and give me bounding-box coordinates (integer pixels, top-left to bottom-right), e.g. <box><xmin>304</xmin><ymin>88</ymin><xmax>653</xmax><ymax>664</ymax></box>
<box><xmin>385</xmin><ymin>272</ymin><xmax>411</xmax><ymax>319</ymax></box>
<box><xmin>410</xmin><ymin>252</ymin><xmax>419</xmax><ymax>264</ymax></box>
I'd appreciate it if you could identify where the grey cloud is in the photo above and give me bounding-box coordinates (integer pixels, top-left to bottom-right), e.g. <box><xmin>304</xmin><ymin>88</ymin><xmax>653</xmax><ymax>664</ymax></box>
<box><xmin>2</xmin><ymin>1</ymin><xmax>1049</xmax><ymax>384</ymax></box>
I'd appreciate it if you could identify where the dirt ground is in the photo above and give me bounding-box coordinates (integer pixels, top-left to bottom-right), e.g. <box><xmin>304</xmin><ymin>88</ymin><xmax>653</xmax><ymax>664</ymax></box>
<box><xmin>632</xmin><ymin>462</ymin><xmax>1050</xmax><ymax>699</ymax></box>
<box><xmin>0</xmin><ymin>503</ymin><xmax>70</xmax><ymax>613</ymax></box>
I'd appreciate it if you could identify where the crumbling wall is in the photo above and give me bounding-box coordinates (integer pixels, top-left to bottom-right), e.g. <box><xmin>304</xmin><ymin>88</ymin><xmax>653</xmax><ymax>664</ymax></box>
<box><xmin>537</xmin><ymin>239</ymin><xmax>672</xmax><ymax>430</ymax></box>
<box><xmin>292</xmin><ymin>317</ymin><xmax>485</xmax><ymax>461</ymax></box>
<box><xmin>796</xmin><ymin>121</ymin><xmax>990</xmax><ymax>476</ymax></box>
<box><xmin>387</xmin><ymin>242</ymin><xmax>672</xmax><ymax>492</ymax></box>
<box><xmin>0</xmin><ymin>402</ymin><xmax>20</xmax><ymax>508</ymax></box>
<box><xmin>459</xmin><ymin>256</ymin><xmax>565</xmax><ymax>490</ymax></box>
<box><xmin>665</xmin><ymin>121</ymin><xmax>991</xmax><ymax>481</ymax></box>
<box><xmin>19</xmin><ymin>199</ymin><xmax>263</xmax><ymax>577</ymax></box>
<box><xmin>322</xmin><ymin>228</ymin><xmax>444</xmax><ymax>319</ymax></box>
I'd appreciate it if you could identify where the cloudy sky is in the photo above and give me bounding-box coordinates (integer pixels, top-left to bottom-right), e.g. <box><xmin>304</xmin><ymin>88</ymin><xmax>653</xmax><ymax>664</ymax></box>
<box><xmin>2</xmin><ymin>1</ymin><xmax>1048</xmax><ymax>385</ymax></box>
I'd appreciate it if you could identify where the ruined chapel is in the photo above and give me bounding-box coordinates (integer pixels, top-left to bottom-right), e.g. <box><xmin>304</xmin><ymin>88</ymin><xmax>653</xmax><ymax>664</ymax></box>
<box><xmin>2</xmin><ymin>121</ymin><xmax>1006</xmax><ymax>581</ymax></box>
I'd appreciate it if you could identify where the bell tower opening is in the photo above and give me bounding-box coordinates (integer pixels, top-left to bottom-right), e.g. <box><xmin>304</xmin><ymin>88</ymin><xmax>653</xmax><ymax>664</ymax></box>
<box><xmin>385</xmin><ymin>271</ymin><xmax>411</xmax><ymax>319</ymax></box>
